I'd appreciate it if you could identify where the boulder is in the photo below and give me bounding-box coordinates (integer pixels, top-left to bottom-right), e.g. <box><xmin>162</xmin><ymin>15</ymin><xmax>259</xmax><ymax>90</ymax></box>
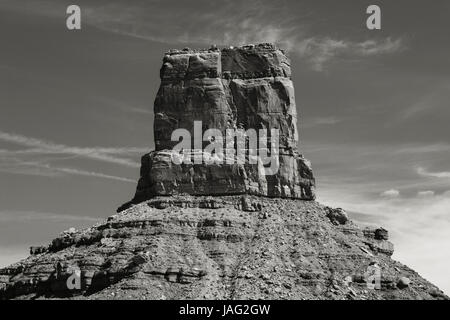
<box><xmin>326</xmin><ymin>208</ymin><xmax>349</xmax><ymax>225</ymax></box>
<box><xmin>239</xmin><ymin>196</ymin><xmax>262</xmax><ymax>212</ymax></box>
<box><xmin>29</xmin><ymin>246</ymin><xmax>47</xmax><ymax>255</ymax></box>
<box><xmin>397</xmin><ymin>277</ymin><xmax>411</xmax><ymax>289</ymax></box>
<box><xmin>375</xmin><ymin>228</ymin><xmax>389</xmax><ymax>240</ymax></box>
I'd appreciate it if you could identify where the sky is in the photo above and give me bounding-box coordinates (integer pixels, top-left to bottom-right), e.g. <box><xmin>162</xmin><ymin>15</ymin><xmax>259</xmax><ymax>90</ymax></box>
<box><xmin>0</xmin><ymin>0</ymin><xmax>449</xmax><ymax>294</ymax></box>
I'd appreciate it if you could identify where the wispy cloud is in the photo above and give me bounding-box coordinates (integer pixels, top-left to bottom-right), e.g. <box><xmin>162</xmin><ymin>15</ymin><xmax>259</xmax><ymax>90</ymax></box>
<box><xmin>418</xmin><ymin>190</ymin><xmax>435</xmax><ymax>197</ymax></box>
<box><xmin>296</xmin><ymin>38</ymin><xmax>348</xmax><ymax>71</ymax></box>
<box><xmin>89</xmin><ymin>2</ymin><xmax>406</xmax><ymax>72</ymax></box>
<box><xmin>303</xmin><ymin>116</ymin><xmax>344</xmax><ymax>128</ymax></box>
<box><xmin>355</xmin><ymin>38</ymin><xmax>404</xmax><ymax>56</ymax></box>
<box><xmin>296</xmin><ymin>37</ymin><xmax>405</xmax><ymax>71</ymax></box>
<box><xmin>0</xmin><ymin>210</ymin><xmax>99</xmax><ymax>223</ymax></box>
<box><xmin>400</xmin><ymin>82</ymin><xmax>450</xmax><ymax>120</ymax></box>
<box><xmin>93</xmin><ymin>96</ymin><xmax>154</xmax><ymax>116</ymax></box>
<box><xmin>380</xmin><ymin>189</ymin><xmax>400</xmax><ymax>198</ymax></box>
<box><xmin>0</xmin><ymin>131</ymin><xmax>144</xmax><ymax>168</ymax></box>
<box><xmin>0</xmin><ymin>157</ymin><xmax>136</xmax><ymax>183</ymax></box>
<box><xmin>1</xmin><ymin>0</ymin><xmax>405</xmax><ymax>72</ymax></box>
<box><xmin>397</xmin><ymin>143</ymin><xmax>450</xmax><ymax>154</ymax></box>
<box><xmin>417</xmin><ymin>167</ymin><xmax>450</xmax><ymax>179</ymax></box>
<box><xmin>0</xmin><ymin>131</ymin><xmax>146</xmax><ymax>182</ymax></box>
<box><xmin>33</xmin><ymin>162</ymin><xmax>136</xmax><ymax>183</ymax></box>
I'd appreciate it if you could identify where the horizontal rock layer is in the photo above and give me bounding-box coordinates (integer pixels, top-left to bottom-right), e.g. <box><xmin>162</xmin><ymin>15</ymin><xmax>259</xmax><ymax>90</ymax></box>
<box><xmin>0</xmin><ymin>196</ymin><xmax>446</xmax><ymax>300</ymax></box>
<box><xmin>131</xmin><ymin>150</ymin><xmax>315</xmax><ymax>202</ymax></box>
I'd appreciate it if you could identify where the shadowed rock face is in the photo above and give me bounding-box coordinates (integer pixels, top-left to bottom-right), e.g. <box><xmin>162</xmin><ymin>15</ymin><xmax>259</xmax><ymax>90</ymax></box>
<box><xmin>134</xmin><ymin>43</ymin><xmax>315</xmax><ymax>202</ymax></box>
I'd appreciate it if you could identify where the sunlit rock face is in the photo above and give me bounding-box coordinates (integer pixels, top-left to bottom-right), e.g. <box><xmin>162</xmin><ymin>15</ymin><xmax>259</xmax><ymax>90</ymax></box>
<box><xmin>134</xmin><ymin>43</ymin><xmax>315</xmax><ymax>201</ymax></box>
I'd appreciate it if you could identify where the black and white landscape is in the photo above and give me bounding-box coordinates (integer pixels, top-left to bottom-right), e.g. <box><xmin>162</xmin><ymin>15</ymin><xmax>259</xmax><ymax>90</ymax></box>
<box><xmin>0</xmin><ymin>0</ymin><xmax>449</xmax><ymax>299</ymax></box>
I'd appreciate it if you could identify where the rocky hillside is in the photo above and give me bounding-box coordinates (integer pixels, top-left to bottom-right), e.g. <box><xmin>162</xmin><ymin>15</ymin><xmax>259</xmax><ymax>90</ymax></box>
<box><xmin>0</xmin><ymin>195</ymin><xmax>447</xmax><ymax>300</ymax></box>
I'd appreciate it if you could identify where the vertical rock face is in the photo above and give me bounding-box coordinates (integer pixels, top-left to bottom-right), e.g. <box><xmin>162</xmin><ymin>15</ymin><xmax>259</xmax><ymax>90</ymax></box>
<box><xmin>134</xmin><ymin>43</ymin><xmax>315</xmax><ymax>202</ymax></box>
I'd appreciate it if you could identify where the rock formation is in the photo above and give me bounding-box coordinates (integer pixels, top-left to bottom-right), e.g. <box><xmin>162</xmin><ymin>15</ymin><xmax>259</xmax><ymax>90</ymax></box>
<box><xmin>0</xmin><ymin>44</ymin><xmax>447</xmax><ymax>300</ymax></box>
<box><xmin>133</xmin><ymin>43</ymin><xmax>315</xmax><ymax>202</ymax></box>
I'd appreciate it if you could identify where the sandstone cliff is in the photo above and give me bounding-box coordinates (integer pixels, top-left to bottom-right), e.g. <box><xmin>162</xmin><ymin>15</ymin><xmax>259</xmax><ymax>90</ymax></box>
<box><xmin>133</xmin><ymin>43</ymin><xmax>315</xmax><ymax>202</ymax></box>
